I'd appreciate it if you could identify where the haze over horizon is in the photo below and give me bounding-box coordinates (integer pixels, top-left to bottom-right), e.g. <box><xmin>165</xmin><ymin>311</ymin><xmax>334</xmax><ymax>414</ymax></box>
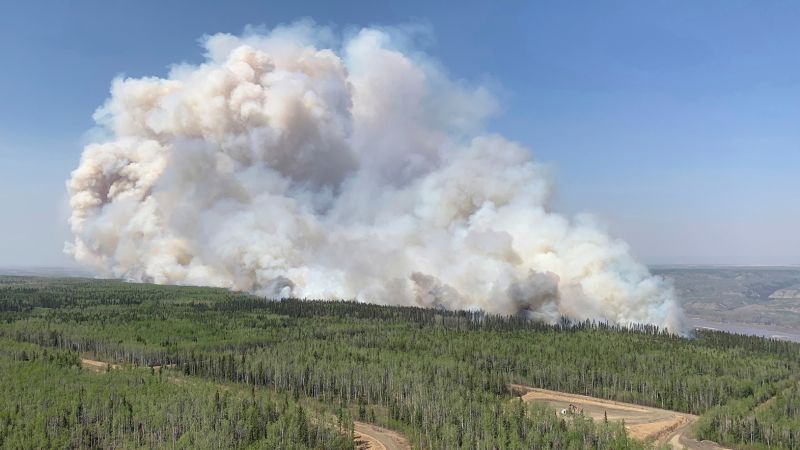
<box><xmin>1</xmin><ymin>0</ymin><xmax>799</xmax><ymax>269</ymax></box>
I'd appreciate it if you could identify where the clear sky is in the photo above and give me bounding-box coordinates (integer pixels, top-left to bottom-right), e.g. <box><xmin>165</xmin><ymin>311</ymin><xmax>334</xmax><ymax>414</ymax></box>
<box><xmin>0</xmin><ymin>0</ymin><xmax>798</xmax><ymax>267</ymax></box>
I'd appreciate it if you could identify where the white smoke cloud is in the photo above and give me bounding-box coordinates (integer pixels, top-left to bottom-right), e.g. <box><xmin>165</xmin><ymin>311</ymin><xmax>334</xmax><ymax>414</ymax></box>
<box><xmin>66</xmin><ymin>22</ymin><xmax>684</xmax><ymax>331</ymax></box>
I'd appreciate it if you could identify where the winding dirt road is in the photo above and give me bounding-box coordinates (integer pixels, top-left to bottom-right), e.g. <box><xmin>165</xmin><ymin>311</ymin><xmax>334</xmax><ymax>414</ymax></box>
<box><xmin>80</xmin><ymin>358</ymin><xmax>409</xmax><ymax>449</ymax></box>
<box><xmin>85</xmin><ymin>358</ymin><xmax>727</xmax><ymax>449</ymax></box>
<box><xmin>512</xmin><ymin>385</ymin><xmax>729</xmax><ymax>449</ymax></box>
<box><xmin>353</xmin><ymin>421</ymin><xmax>411</xmax><ymax>450</ymax></box>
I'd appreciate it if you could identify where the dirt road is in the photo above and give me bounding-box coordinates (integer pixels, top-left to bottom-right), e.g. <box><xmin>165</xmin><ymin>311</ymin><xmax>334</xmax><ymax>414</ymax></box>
<box><xmin>80</xmin><ymin>357</ymin><xmax>410</xmax><ymax>449</ymax></box>
<box><xmin>80</xmin><ymin>358</ymin><xmax>120</xmax><ymax>371</ymax></box>
<box><xmin>354</xmin><ymin>421</ymin><xmax>411</xmax><ymax>450</ymax></box>
<box><xmin>512</xmin><ymin>385</ymin><xmax>729</xmax><ymax>449</ymax></box>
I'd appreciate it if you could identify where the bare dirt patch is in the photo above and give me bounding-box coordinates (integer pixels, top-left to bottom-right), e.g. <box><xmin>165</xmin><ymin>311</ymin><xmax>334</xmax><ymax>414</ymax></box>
<box><xmin>80</xmin><ymin>358</ymin><xmax>121</xmax><ymax>372</ymax></box>
<box><xmin>511</xmin><ymin>385</ymin><xmax>730</xmax><ymax>450</ymax></box>
<box><xmin>353</xmin><ymin>421</ymin><xmax>411</xmax><ymax>450</ymax></box>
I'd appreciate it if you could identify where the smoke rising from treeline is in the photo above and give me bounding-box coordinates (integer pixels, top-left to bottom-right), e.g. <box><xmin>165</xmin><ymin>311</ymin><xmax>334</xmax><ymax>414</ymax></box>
<box><xmin>66</xmin><ymin>22</ymin><xmax>683</xmax><ymax>331</ymax></box>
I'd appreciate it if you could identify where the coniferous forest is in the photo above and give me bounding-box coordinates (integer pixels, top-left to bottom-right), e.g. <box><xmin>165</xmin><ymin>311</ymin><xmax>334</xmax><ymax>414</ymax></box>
<box><xmin>1</xmin><ymin>276</ymin><xmax>798</xmax><ymax>449</ymax></box>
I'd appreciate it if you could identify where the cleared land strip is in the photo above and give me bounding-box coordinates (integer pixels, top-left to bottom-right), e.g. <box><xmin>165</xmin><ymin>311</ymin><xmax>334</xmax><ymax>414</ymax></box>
<box><xmin>511</xmin><ymin>385</ymin><xmax>729</xmax><ymax>450</ymax></box>
<box><xmin>80</xmin><ymin>358</ymin><xmax>409</xmax><ymax>450</ymax></box>
<box><xmin>82</xmin><ymin>358</ymin><xmax>729</xmax><ymax>449</ymax></box>
<box><xmin>80</xmin><ymin>358</ymin><xmax>120</xmax><ymax>371</ymax></box>
<box><xmin>354</xmin><ymin>421</ymin><xmax>410</xmax><ymax>450</ymax></box>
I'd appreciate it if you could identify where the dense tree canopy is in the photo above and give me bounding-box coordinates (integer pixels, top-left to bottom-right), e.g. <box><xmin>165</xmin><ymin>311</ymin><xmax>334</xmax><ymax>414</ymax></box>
<box><xmin>1</xmin><ymin>276</ymin><xmax>797</xmax><ymax>449</ymax></box>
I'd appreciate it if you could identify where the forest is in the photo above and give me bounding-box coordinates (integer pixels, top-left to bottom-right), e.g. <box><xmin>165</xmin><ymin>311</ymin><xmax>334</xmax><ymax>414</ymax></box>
<box><xmin>1</xmin><ymin>275</ymin><xmax>798</xmax><ymax>449</ymax></box>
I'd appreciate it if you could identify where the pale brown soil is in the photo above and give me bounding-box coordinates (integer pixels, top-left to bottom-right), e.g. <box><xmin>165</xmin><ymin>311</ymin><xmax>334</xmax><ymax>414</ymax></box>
<box><xmin>353</xmin><ymin>421</ymin><xmax>411</xmax><ymax>450</ymax></box>
<box><xmin>80</xmin><ymin>358</ymin><xmax>121</xmax><ymax>371</ymax></box>
<box><xmin>151</xmin><ymin>363</ymin><xmax>177</xmax><ymax>370</ymax></box>
<box><xmin>512</xmin><ymin>385</ymin><xmax>730</xmax><ymax>450</ymax></box>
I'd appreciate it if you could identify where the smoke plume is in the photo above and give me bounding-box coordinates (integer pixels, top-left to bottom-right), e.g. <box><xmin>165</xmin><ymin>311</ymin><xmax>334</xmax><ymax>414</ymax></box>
<box><xmin>66</xmin><ymin>22</ymin><xmax>684</xmax><ymax>331</ymax></box>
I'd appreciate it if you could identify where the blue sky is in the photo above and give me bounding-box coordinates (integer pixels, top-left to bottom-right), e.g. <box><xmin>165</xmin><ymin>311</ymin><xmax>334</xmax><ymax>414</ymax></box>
<box><xmin>0</xmin><ymin>0</ymin><xmax>798</xmax><ymax>266</ymax></box>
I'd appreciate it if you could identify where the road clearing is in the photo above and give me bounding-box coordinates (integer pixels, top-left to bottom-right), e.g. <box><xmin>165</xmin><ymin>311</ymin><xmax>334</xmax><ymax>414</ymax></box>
<box><xmin>80</xmin><ymin>358</ymin><xmax>120</xmax><ymax>371</ymax></box>
<box><xmin>511</xmin><ymin>385</ymin><xmax>729</xmax><ymax>450</ymax></box>
<box><xmin>354</xmin><ymin>421</ymin><xmax>411</xmax><ymax>450</ymax></box>
<box><xmin>80</xmin><ymin>357</ymin><xmax>410</xmax><ymax>449</ymax></box>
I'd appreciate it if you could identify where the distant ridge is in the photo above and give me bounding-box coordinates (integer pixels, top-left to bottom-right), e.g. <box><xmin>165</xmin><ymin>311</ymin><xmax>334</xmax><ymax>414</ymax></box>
<box><xmin>770</xmin><ymin>284</ymin><xmax>800</xmax><ymax>300</ymax></box>
<box><xmin>649</xmin><ymin>264</ymin><xmax>800</xmax><ymax>270</ymax></box>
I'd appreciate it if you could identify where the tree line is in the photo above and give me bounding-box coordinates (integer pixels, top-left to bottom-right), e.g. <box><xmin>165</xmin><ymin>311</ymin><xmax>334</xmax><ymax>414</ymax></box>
<box><xmin>1</xmin><ymin>276</ymin><xmax>799</xmax><ymax>448</ymax></box>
